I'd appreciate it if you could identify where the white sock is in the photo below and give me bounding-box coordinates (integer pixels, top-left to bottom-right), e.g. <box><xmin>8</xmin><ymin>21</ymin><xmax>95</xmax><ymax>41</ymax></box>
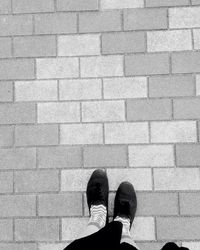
<box><xmin>88</xmin><ymin>205</ymin><xmax>107</xmax><ymax>229</ymax></box>
<box><xmin>114</xmin><ymin>216</ymin><xmax>131</xmax><ymax>238</ymax></box>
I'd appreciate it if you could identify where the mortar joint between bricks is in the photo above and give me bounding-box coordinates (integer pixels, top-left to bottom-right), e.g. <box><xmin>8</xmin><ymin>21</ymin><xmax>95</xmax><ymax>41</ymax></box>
<box><xmin>102</xmin><ymin>123</ymin><xmax>105</xmax><ymax>144</ymax></box>
<box><xmin>59</xmin><ymin>217</ymin><xmax>62</xmax><ymax>241</ymax></box>
<box><xmin>10</xmin><ymin>0</ymin><xmax>13</xmax><ymax>13</ymax></box>
<box><xmin>55</xmin><ymin>35</ymin><xmax>58</xmax><ymax>57</ymax></box>
<box><xmin>154</xmin><ymin>216</ymin><xmax>157</xmax><ymax>241</ymax></box>
<box><xmin>77</xmin><ymin>13</ymin><xmax>79</xmax><ymax>33</ymax></box>
<box><xmin>121</xmin><ymin>10</ymin><xmax>124</xmax><ymax>31</ymax></box>
<box><xmin>193</xmin><ymin>74</ymin><xmax>197</xmax><ymax>96</ymax></box>
<box><xmin>32</xmin><ymin>15</ymin><xmax>35</xmax><ymax>35</ymax></box>
<box><xmin>54</xmin><ymin>0</ymin><xmax>57</xmax><ymax>12</ymax></box>
<box><xmin>13</xmin><ymin>218</ymin><xmax>15</xmax><ymax>241</ymax></box>
<box><xmin>167</xmin><ymin>7</ymin><xmax>169</xmax><ymax>30</ymax></box>
<box><xmin>191</xmin><ymin>29</ymin><xmax>195</xmax><ymax>50</ymax></box>
<box><xmin>177</xmin><ymin>193</ymin><xmax>181</xmax><ymax>215</ymax></box>
<box><xmin>171</xmin><ymin>99</ymin><xmax>174</xmax><ymax>120</ymax></box>
<box><xmin>101</xmin><ymin>78</ymin><xmax>104</xmax><ymax>99</ymax></box>
<box><xmin>174</xmin><ymin>144</ymin><xmax>177</xmax><ymax>167</ymax></box>
<box><xmin>126</xmin><ymin>145</ymin><xmax>129</xmax><ymax>168</ymax></box>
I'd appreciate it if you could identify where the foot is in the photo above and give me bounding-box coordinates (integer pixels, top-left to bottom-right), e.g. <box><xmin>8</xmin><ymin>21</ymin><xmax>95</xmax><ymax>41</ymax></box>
<box><xmin>113</xmin><ymin>181</ymin><xmax>137</xmax><ymax>228</ymax></box>
<box><xmin>86</xmin><ymin>169</ymin><xmax>109</xmax><ymax>212</ymax></box>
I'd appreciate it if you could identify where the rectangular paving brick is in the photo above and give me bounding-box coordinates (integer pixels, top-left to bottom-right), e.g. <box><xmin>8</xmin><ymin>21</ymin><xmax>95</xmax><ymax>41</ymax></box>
<box><xmin>35</xmin><ymin>13</ymin><xmax>77</xmax><ymax>34</ymax></box>
<box><xmin>58</xmin><ymin>34</ymin><xmax>100</xmax><ymax>56</ymax></box>
<box><xmin>60</xmin><ymin>124</ymin><xmax>103</xmax><ymax>145</ymax></box>
<box><xmin>38</xmin><ymin>146</ymin><xmax>82</xmax><ymax>169</ymax></box>
<box><xmin>183</xmin><ymin>242</ymin><xmax>200</xmax><ymax>250</ymax></box>
<box><xmin>38</xmin><ymin>193</ymin><xmax>82</xmax><ymax>216</ymax></box>
<box><xmin>105</xmin><ymin>122</ymin><xmax>149</xmax><ymax>144</ymax></box>
<box><xmin>137</xmin><ymin>192</ymin><xmax>178</xmax><ymax>216</ymax></box>
<box><xmin>127</xmin><ymin>99</ymin><xmax>172</xmax><ymax>121</ymax></box>
<box><xmin>62</xmin><ymin>218</ymin><xmax>88</xmax><ymax>240</ymax></box>
<box><xmin>103</xmin><ymin>77</ymin><xmax>147</xmax><ymax>99</ymax></box>
<box><xmin>0</xmin><ymin>172</ymin><xmax>13</xmax><ymax>193</ymax></box>
<box><xmin>82</xmin><ymin>100</ymin><xmax>125</xmax><ymax>122</ymax></box>
<box><xmin>15</xmin><ymin>125</ymin><xmax>58</xmax><ymax>146</ymax></box>
<box><xmin>174</xmin><ymin>98</ymin><xmax>200</xmax><ymax>119</ymax></box>
<box><xmin>154</xmin><ymin>168</ymin><xmax>200</xmax><ymax>190</ymax></box>
<box><xmin>0</xmin><ymin>126</ymin><xmax>13</xmax><ymax>146</ymax></box>
<box><xmin>0</xmin><ymin>82</ymin><xmax>13</xmax><ymax>102</ymax></box>
<box><xmin>149</xmin><ymin>75</ymin><xmax>194</xmax><ymax>97</ymax></box>
<box><xmin>83</xmin><ymin>146</ymin><xmax>127</xmax><ymax>167</ymax></box>
<box><xmin>81</xmin><ymin>56</ymin><xmax>123</xmax><ymax>77</ymax></box>
<box><xmin>107</xmin><ymin>168</ymin><xmax>152</xmax><ymax>191</ymax></box>
<box><xmin>15</xmin><ymin>170</ymin><xmax>59</xmax><ymax>193</ymax></box>
<box><xmin>169</xmin><ymin>7</ymin><xmax>200</xmax><ymax>28</ymax></box>
<box><xmin>129</xmin><ymin>217</ymin><xmax>156</xmax><ymax>240</ymax></box>
<box><xmin>151</xmin><ymin>121</ymin><xmax>197</xmax><ymax>143</ymax></box>
<box><xmin>157</xmin><ymin>217</ymin><xmax>200</xmax><ymax>240</ymax></box>
<box><xmin>0</xmin><ymin>15</ymin><xmax>32</xmax><ymax>36</ymax></box>
<box><xmin>176</xmin><ymin>144</ymin><xmax>200</xmax><ymax>166</ymax></box>
<box><xmin>0</xmin><ymin>195</ymin><xmax>36</xmax><ymax>217</ymax></box>
<box><xmin>194</xmin><ymin>29</ymin><xmax>200</xmax><ymax>49</ymax></box>
<box><xmin>38</xmin><ymin>102</ymin><xmax>80</xmax><ymax>123</ymax></box>
<box><xmin>129</xmin><ymin>145</ymin><xmax>174</xmax><ymax>167</ymax></box>
<box><xmin>0</xmin><ymin>0</ymin><xmax>11</xmax><ymax>14</ymax></box>
<box><xmin>0</xmin><ymin>103</ymin><xmax>35</xmax><ymax>124</ymax></box>
<box><xmin>146</xmin><ymin>0</ymin><xmax>189</xmax><ymax>7</ymax></box>
<box><xmin>172</xmin><ymin>52</ymin><xmax>200</xmax><ymax>73</ymax></box>
<box><xmin>13</xmin><ymin>0</ymin><xmax>54</xmax><ymax>13</ymax></box>
<box><xmin>0</xmin><ymin>148</ymin><xmax>36</xmax><ymax>170</ymax></box>
<box><xmin>0</xmin><ymin>38</ymin><xmax>12</xmax><ymax>58</ymax></box>
<box><xmin>0</xmin><ymin>244</ymin><xmax>37</xmax><ymax>250</ymax></box>
<box><xmin>79</xmin><ymin>11</ymin><xmax>121</xmax><ymax>33</ymax></box>
<box><xmin>0</xmin><ymin>59</ymin><xmax>34</xmax><ymax>80</ymax></box>
<box><xmin>37</xmin><ymin>58</ymin><xmax>79</xmax><ymax>79</ymax></box>
<box><xmin>180</xmin><ymin>193</ymin><xmax>200</xmax><ymax>215</ymax></box>
<box><xmin>61</xmin><ymin>169</ymin><xmax>94</xmax><ymax>191</ymax></box>
<box><xmin>124</xmin><ymin>9</ymin><xmax>167</xmax><ymax>30</ymax></box>
<box><xmin>0</xmin><ymin>219</ymin><xmax>13</xmax><ymax>241</ymax></box>
<box><xmin>59</xmin><ymin>79</ymin><xmax>102</xmax><ymax>100</ymax></box>
<box><xmin>102</xmin><ymin>32</ymin><xmax>145</xmax><ymax>54</ymax></box>
<box><xmin>15</xmin><ymin>80</ymin><xmax>57</xmax><ymax>101</ymax></box>
<box><xmin>14</xmin><ymin>36</ymin><xmax>56</xmax><ymax>57</ymax></box>
<box><xmin>15</xmin><ymin>219</ymin><xmax>59</xmax><ymax>241</ymax></box>
<box><xmin>101</xmin><ymin>0</ymin><xmax>144</xmax><ymax>9</ymax></box>
<box><xmin>57</xmin><ymin>0</ymin><xmax>98</xmax><ymax>11</ymax></box>
<box><xmin>147</xmin><ymin>30</ymin><xmax>192</xmax><ymax>52</ymax></box>
<box><xmin>125</xmin><ymin>54</ymin><xmax>169</xmax><ymax>76</ymax></box>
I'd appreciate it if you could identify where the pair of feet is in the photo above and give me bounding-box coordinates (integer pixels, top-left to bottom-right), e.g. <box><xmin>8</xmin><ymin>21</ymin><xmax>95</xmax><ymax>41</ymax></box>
<box><xmin>87</xmin><ymin>169</ymin><xmax>137</xmax><ymax>230</ymax></box>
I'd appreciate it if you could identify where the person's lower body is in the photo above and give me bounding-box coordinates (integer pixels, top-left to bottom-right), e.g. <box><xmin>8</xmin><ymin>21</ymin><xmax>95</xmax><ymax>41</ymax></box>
<box><xmin>64</xmin><ymin>169</ymin><xmax>139</xmax><ymax>250</ymax></box>
<box><xmin>65</xmin><ymin>221</ymin><xmax>138</xmax><ymax>250</ymax></box>
<box><xmin>63</xmin><ymin>169</ymin><xmax>189</xmax><ymax>250</ymax></box>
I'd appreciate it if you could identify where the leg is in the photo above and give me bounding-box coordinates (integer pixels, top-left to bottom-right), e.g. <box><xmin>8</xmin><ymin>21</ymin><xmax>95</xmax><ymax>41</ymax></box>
<box><xmin>113</xmin><ymin>182</ymin><xmax>139</xmax><ymax>249</ymax></box>
<box><xmin>78</xmin><ymin>169</ymin><xmax>108</xmax><ymax>239</ymax></box>
<box><xmin>64</xmin><ymin>221</ymin><xmax>122</xmax><ymax>250</ymax></box>
<box><xmin>79</xmin><ymin>204</ymin><xmax>107</xmax><ymax>238</ymax></box>
<box><xmin>114</xmin><ymin>216</ymin><xmax>139</xmax><ymax>249</ymax></box>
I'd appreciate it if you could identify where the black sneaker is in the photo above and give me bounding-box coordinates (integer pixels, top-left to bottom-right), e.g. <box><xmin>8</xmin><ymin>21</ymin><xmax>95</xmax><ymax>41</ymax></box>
<box><xmin>86</xmin><ymin>169</ymin><xmax>109</xmax><ymax>214</ymax></box>
<box><xmin>113</xmin><ymin>181</ymin><xmax>137</xmax><ymax>228</ymax></box>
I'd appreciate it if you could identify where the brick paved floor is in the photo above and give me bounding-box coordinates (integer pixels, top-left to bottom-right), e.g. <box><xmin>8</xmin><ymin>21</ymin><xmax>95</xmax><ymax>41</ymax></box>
<box><xmin>0</xmin><ymin>0</ymin><xmax>200</xmax><ymax>250</ymax></box>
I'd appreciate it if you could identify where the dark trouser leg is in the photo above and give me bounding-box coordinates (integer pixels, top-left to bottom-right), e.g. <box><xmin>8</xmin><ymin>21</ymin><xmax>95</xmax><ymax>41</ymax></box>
<box><xmin>63</xmin><ymin>221</ymin><xmax>138</xmax><ymax>250</ymax></box>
